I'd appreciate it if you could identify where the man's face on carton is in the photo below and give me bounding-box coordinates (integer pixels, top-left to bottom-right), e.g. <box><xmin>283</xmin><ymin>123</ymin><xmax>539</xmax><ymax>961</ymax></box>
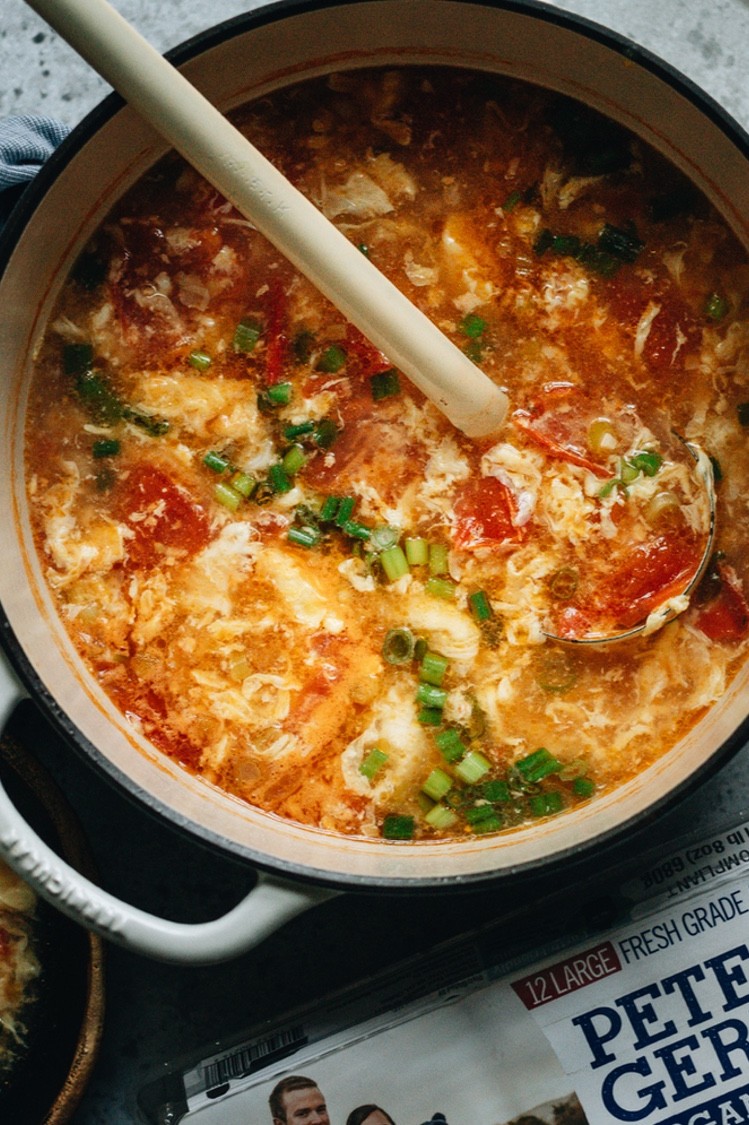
<box><xmin>276</xmin><ymin>1085</ymin><xmax>330</xmax><ymax>1124</ymax></box>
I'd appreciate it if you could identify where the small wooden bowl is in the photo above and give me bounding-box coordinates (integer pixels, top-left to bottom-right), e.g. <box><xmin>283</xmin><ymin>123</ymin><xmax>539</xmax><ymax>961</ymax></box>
<box><xmin>0</xmin><ymin>732</ymin><xmax>104</xmax><ymax>1124</ymax></box>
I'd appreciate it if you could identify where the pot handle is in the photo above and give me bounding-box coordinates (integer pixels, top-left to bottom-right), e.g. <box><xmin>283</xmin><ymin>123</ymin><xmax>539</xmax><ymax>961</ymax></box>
<box><xmin>0</xmin><ymin>655</ymin><xmax>337</xmax><ymax>964</ymax></box>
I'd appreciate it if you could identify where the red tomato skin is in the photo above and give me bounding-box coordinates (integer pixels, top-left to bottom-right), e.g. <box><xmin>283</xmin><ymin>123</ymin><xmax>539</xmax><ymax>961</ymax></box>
<box><xmin>117</xmin><ymin>463</ymin><xmax>212</xmax><ymax>567</ymax></box>
<box><xmin>452</xmin><ymin>476</ymin><xmax>526</xmax><ymax>550</ymax></box>
<box><xmin>695</xmin><ymin>564</ymin><xmax>749</xmax><ymax>643</ymax></box>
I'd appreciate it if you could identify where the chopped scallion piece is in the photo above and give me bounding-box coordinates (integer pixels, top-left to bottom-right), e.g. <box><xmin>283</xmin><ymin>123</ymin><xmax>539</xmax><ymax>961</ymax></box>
<box><xmin>420</xmin><ymin>651</ymin><xmax>448</xmax><ymax>687</ymax></box>
<box><xmin>629</xmin><ymin>450</ymin><xmax>662</xmax><ymax>477</ymax></box>
<box><xmin>382</xmin><ymin>814</ymin><xmax>415</xmax><ymax>840</ymax></box>
<box><xmin>572</xmin><ymin>776</ymin><xmax>596</xmax><ymax>799</ymax></box>
<box><xmin>342</xmin><ymin>520</ymin><xmax>371</xmax><ymax>541</ymax></box>
<box><xmin>404</xmin><ymin>537</ymin><xmax>429</xmax><ymax>565</ymax></box>
<box><xmin>428</xmin><ymin>542</ymin><xmax>449</xmax><ymax>575</ymax></box>
<box><xmin>380</xmin><ymin>545</ymin><xmax>410</xmax><ymax>582</ymax></box>
<box><xmin>435</xmin><ymin>728</ymin><xmax>466</xmax><ymax>762</ymax></box>
<box><xmin>293</xmin><ymin>330</ymin><xmax>315</xmax><ymax>363</ymax></box>
<box><xmin>320</xmin><ymin>495</ymin><xmax>341</xmax><ymax>522</ymax></box>
<box><xmin>382</xmin><ymin>627</ymin><xmax>415</xmax><ymax>664</ymax></box>
<box><xmin>360</xmin><ymin>747</ymin><xmax>388</xmax><ymax>780</ymax></box>
<box><xmin>416</xmin><ymin>683</ymin><xmax>448</xmax><ymax>710</ymax></box>
<box><xmin>422</xmin><ymin>768</ymin><xmax>453</xmax><ymax>802</ymax></box>
<box><xmin>370</xmin><ymin>369</ymin><xmax>401</xmax><ymax>400</ymax></box>
<box><xmin>233</xmin><ymin>317</ymin><xmax>262</xmax><ymax>352</ymax></box>
<box><xmin>424</xmin><ymin>803</ymin><xmax>459</xmax><ymax>830</ymax></box>
<box><xmin>204</xmin><ymin>451</ymin><xmax>231</xmax><ymax>473</ymax></box>
<box><xmin>334</xmin><ymin>496</ymin><xmax>356</xmax><ymax>526</ymax></box>
<box><xmin>548</xmin><ymin>568</ymin><xmax>578</xmax><ymax>602</ymax></box>
<box><xmin>464</xmin><ymin>805</ymin><xmax>502</xmax><ymax>832</ymax></box>
<box><xmin>282</xmin><ymin>444</ymin><xmax>307</xmax><ymax>475</ymax></box>
<box><xmin>63</xmin><ymin>342</ymin><xmax>94</xmax><ymax>375</ymax></box>
<box><xmin>314</xmin><ymin>417</ymin><xmax>339</xmax><ymax>449</ymax></box>
<box><xmin>230</xmin><ymin>471</ymin><xmax>255</xmax><ymax>498</ymax></box>
<box><xmin>122</xmin><ymin>407</ymin><xmax>170</xmax><ymax>436</ymax></box>
<box><xmin>516</xmin><ymin>747</ymin><xmax>562</xmax><ymax>783</ymax></box>
<box><xmin>266</xmin><ymin>381</ymin><xmax>293</xmax><ymax>406</ymax></box>
<box><xmin>425</xmin><ymin>576</ymin><xmax>455</xmax><ymax>599</ymax></box>
<box><xmin>468</xmin><ymin>589</ymin><xmax>493</xmax><ymax>621</ymax></box>
<box><xmin>455</xmin><ymin>750</ymin><xmax>491</xmax><ymax>784</ymax></box>
<box><xmin>92</xmin><ymin>438</ymin><xmax>120</xmax><ymax>459</ymax></box>
<box><xmin>287</xmin><ymin>525</ymin><xmax>321</xmax><ymax>548</ymax></box>
<box><xmin>705</xmin><ymin>292</ymin><xmax>729</xmax><ymax>321</ymax></box>
<box><xmin>481</xmin><ymin>779</ymin><xmax>510</xmax><ymax>803</ymax></box>
<box><xmin>316</xmin><ymin>344</ymin><xmax>347</xmax><ymax>373</ymax></box>
<box><xmin>597</xmin><ymin>222</ymin><xmax>644</xmax><ymax>263</ymax></box>
<box><xmin>268</xmin><ymin>464</ymin><xmax>292</xmax><ymax>493</ymax></box>
<box><xmin>284</xmin><ymin>420</ymin><xmax>316</xmax><ymax>440</ymax></box>
<box><xmin>417</xmin><ymin>707</ymin><xmax>443</xmax><ymax>726</ymax></box>
<box><xmin>214</xmin><ymin>481</ymin><xmax>243</xmax><ymax>511</ymax></box>
<box><xmin>75</xmin><ymin>371</ymin><xmax>122</xmax><ymax>425</ymax></box>
<box><xmin>370</xmin><ymin>525</ymin><xmax>400</xmax><ymax>551</ymax></box>
<box><xmin>529</xmin><ymin>791</ymin><xmax>565</xmax><ymax>817</ymax></box>
<box><xmin>460</xmin><ymin>313</ymin><xmax>487</xmax><ymax>339</ymax></box>
<box><xmin>188</xmin><ymin>349</ymin><xmax>212</xmax><ymax>371</ymax></box>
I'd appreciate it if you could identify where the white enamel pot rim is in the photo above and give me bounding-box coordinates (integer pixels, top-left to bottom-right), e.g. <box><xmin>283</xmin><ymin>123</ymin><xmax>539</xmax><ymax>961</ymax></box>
<box><xmin>2</xmin><ymin>0</ymin><xmax>749</xmax><ymax>964</ymax></box>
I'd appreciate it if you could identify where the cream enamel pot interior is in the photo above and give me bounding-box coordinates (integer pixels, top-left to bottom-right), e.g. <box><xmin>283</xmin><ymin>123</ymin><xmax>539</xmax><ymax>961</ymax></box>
<box><xmin>2</xmin><ymin>0</ymin><xmax>749</xmax><ymax>964</ymax></box>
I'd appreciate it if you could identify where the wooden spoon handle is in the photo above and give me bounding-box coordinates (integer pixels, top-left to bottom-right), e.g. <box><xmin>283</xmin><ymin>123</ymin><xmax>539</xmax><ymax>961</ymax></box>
<box><xmin>26</xmin><ymin>0</ymin><xmax>509</xmax><ymax>437</ymax></box>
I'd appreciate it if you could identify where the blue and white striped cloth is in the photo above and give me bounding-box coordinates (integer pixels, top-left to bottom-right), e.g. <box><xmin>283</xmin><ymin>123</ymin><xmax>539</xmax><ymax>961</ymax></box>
<box><xmin>0</xmin><ymin>115</ymin><xmax>69</xmax><ymax>226</ymax></box>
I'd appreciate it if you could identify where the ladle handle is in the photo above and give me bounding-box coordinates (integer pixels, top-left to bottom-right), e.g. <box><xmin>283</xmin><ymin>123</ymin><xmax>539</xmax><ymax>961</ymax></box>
<box><xmin>0</xmin><ymin>657</ymin><xmax>335</xmax><ymax>964</ymax></box>
<box><xmin>25</xmin><ymin>0</ymin><xmax>508</xmax><ymax>438</ymax></box>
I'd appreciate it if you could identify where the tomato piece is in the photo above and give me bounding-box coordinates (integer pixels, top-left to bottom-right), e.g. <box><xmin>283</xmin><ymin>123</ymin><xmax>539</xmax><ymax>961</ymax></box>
<box><xmin>452</xmin><ymin>475</ymin><xmax>526</xmax><ymax>549</ymax></box>
<box><xmin>605</xmin><ymin>272</ymin><xmax>702</xmax><ymax>375</ymax></box>
<box><xmin>117</xmin><ymin>463</ymin><xmax>212</xmax><ymax>567</ymax></box>
<box><xmin>695</xmin><ymin>563</ymin><xmax>749</xmax><ymax>643</ymax></box>
<box><xmin>344</xmin><ymin>325</ymin><xmax>393</xmax><ymax>377</ymax></box>
<box><xmin>513</xmin><ymin>386</ymin><xmax>622</xmax><ymax>480</ymax></box>
<box><xmin>264</xmin><ymin>279</ymin><xmax>289</xmax><ymax>385</ymax></box>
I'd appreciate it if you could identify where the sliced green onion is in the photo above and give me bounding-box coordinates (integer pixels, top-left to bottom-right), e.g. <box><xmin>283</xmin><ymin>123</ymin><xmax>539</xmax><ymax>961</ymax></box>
<box><xmin>63</xmin><ymin>342</ymin><xmax>94</xmax><ymax>375</ymax></box>
<box><xmin>705</xmin><ymin>292</ymin><xmax>729</xmax><ymax>321</ymax></box>
<box><xmin>588</xmin><ymin>417</ymin><xmax>617</xmax><ymax>454</ymax></box>
<box><xmin>597</xmin><ymin>222</ymin><xmax>644</xmax><ymax>263</ymax></box>
<box><xmin>370</xmin><ymin>525</ymin><xmax>400</xmax><ymax>551</ymax></box>
<box><xmin>460</xmin><ymin>313</ymin><xmax>487</xmax><ymax>339</ymax></box>
<box><xmin>422</xmin><ymin>768</ymin><xmax>453</xmax><ymax>802</ymax></box>
<box><xmin>382</xmin><ymin>814</ymin><xmax>415</xmax><ymax>840</ymax></box>
<box><xmin>619</xmin><ymin>459</ymin><xmax>640</xmax><ymax>485</ymax></box>
<box><xmin>188</xmin><ymin>349</ymin><xmax>212</xmax><ymax>371</ymax></box>
<box><xmin>334</xmin><ymin>496</ymin><xmax>356</xmax><ymax>526</ymax></box>
<box><xmin>287</xmin><ymin>525</ymin><xmax>321</xmax><ymax>548</ymax></box>
<box><xmin>284</xmin><ymin>420</ymin><xmax>316</xmax><ymax>440</ymax></box>
<box><xmin>464</xmin><ymin>805</ymin><xmax>502</xmax><ymax>833</ymax></box>
<box><xmin>425</xmin><ymin>576</ymin><xmax>455</xmax><ymax>599</ymax></box>
<box><xmin>630</xmin><ymin>450</ymin><xmax>662</xmax><ymax>477</ymax></box>
<box><xmin>230</xmin><ymin>471</ymin><xmax>255</xmax><ymax>498</ymax></box>
<box><xmin>266</xmin><ymin>381</ymin><xmax>293</xmax><ymax>406</ymax></box>
<box><xmin>320</xmin><ymin>495</ymin><xmax>341</xmax><ymax>522</ymax></box>
<box><xmin>481</xmin><ymin>779</ymin><xmax>510</xmax><ymax>803</ymax></box>
<box><xmin>404</xmin><ymin>537</ymin><xmax>429</xmax><ymax>565</ymax></box>
<box><xmin>501</xmin><ymin>189</ymin><xmax>522</xmax><ymax>212</ymax></box>
<box><xmin>359</xmin><ymin>747</ymin><xmax>388</xmax><ymax>780</ymax></box>
<box><xmin>342</xmin><ymin>520</ymin><xmax>371</xmax><ymax>541</ymax></box>
<box><xmin>314</xmin><ymin>417</ymin><xmax>339</xmax><ymax>449</ymax></box>
<box><xmin>92</xmin><ymin>438</ymin><xmax>120</xmax><ymax>459</ymax></box>
<box><xmin>455</xmin><ymin>750</ymin><xmax>491</xmax><ymax>785</ymax></box>
<box><xmin>420</xmin><ymin>651</ymin><xmax>448</xmax><ymax>687</ymax></box>
<box><xmin>424</xmin><ymin>804</ymin><xmax>459</xmax><ymax>830</ymax></box>
<box><xmin>534</xmin><ymin>649</ymin><xmax>577</xmax><ymax>694</ymax></box>
<box><xmin>214</xmin><ymin>482</ymin><xmax>243</xmax><ymax>511</ymax></box>
<box><xmin>122</xmin><ymin>407</ymin><xmax>170</xmax><ymax>436</ymax></box>
<box><xmin>572</xmin><ymin>776</ymin><xmax>596</xmax><ymax>799</ymax></box>
<box><xmin>516</xmin><ymin>747</ymin><xmax>562</xmax><ymax>783</ymax></box>
<box><xmin>282</xmin><ymin>444</ymin><xmax>307</xmax><ymax>475</ymax></box>
<box><xmin>380</xmin><ymin>545</ymin><xmax>410</xmax><ymax>582</ymax></box>
<box><xmin>316</xmin><ymin>344</ymin><xmax>347</xmax><ymax>373</ymax></box>
<box><xmin>428</xmin><ymin>542</ymin><xmax>449</xmax><ymax>576</ymax></box>
<box><xmin>204</xmin><ymin>450</ymin><xmax>231</xmax><ymax>473</ymax></box>
<box><xmin>292</xmin><ymin>330</ymin><xmax>315</xmax><ymax>363</ymax></box>
<box><xmin>468</xmin><ymin>589</ymin><xmax>493</xmax><ymax>621</ymax></box>
<box><xmin>370</xmin><ymin>369</ymin><xmax>401</xmax><ymax>400</ymax></box>
<box><xmin>435</xmin><ymin>728</ymin><xmax>466</xmax><ymax>763</ymax></box>
<box><xmin>233</xmin><ymin>317</ymin><xmax>262</xmax><ymax>352</ymax></box>
<box><xmin>417</xmin><ymin>707</ymin><xmax>443</xmax><ymax>726</ymax></box>
<box><xmin>382</xmin><ymin>627</ymin><xmax>415</xmax><ymax>665</ymax></box>
<box><xmin>416</xmin><ymin>682</ymin><xmax>448</xmax><ymax>710</ymax></box>
<box><xmin>75</xmin><ymin>371</ymin><xmax>123</xmax><ymax>425</ymax></box>
<box><xmin>529</xmin><ymin>791</ymin><xmax>565</xmax><ymax>817</ymax></box>
<box><xmin>268</xmin><ymin>464</ymin><xmax>292</xmax><ymax>493</ymax></box>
